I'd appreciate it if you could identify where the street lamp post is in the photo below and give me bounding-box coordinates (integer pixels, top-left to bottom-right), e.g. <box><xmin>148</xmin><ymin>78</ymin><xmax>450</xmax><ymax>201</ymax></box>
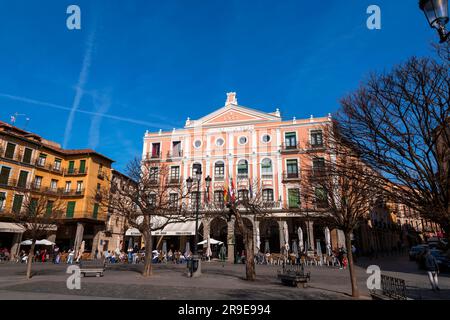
<box><xmin>185</xmin><ymin>171</ymin><xmax>211</xmax><ymax>278</ymax></box>
<box><xmin>419</xmin><ymin>0</ymin><xmax>449</xmax><ymax>43</ymax></box>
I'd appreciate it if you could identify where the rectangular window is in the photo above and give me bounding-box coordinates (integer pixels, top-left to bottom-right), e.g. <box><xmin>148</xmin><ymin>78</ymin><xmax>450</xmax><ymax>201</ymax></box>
<box><xmin>68</xmin><ymin>161</ymin><xmax>75</xmax><ymax>174</ymax></box>
<box><xmin>262</xmin><ymin>189</ymin><xmax>274</xmax><ymax>203</ymax></box>
<box><xmin>12</xmin><ymin>194</ymin><xmax>24</xmax><ymax>214</ymax></box>
<box><xmin>17</xmin><ymin>170</ymin><xmax>29</xmax><ymax>188</ymax></box>
<box><xmin>311</xmin><ymin>130</ymin><xmax>323</xmax><ymax>147</ymax></box>
<box><xmin>66</xmin><ymin>201</ymin><xmax>76</xmax><ymax>218</ymax></box>
<box><xmin>34</xmin><ymin>176</ymin><xmax>43</xmax><ymax>189</ymax></box>
<box><xmin>286</xmin><ymin>159</ymin><xmax>299</xmax><ymax>178</ymax></box>
<box><xmin>79</xmin><ymin>160</ymin><xmax>86</xmax><ymax>174</ymax></box>
<box><xmin>214</xmin><ymin>191</ymin><xmax>224</xmax><ymax>207</ymax></box>
<box><xmin>149</xmin><ymin>167</ymin><xmax>159</xmax><ymax>182</ymax></box>
<box><xmin>46</xmin><ymin>201</ymin><xmax>54</xmax><ymax>216</ymax></box>
<box><xmin>65</xmin><ymin>181</ymin><xmax>71</xmax><ymax>193</ymax></box>
<box><xmin>288</xmin><ymin>189</ymin><xmax>300</xmax><ymax>208</ymax></box>
<box><xmin>0</xmin><ymin>166</ymin><xmax>11</xmax><ymax>185</ymax></box>
<box><xmin>0</xmin><ymin>192</ymin><xmax>6</xmax><ymax>211</ymax></box>
<box><xmin>238</xmin><ymin>189</ymin><xmax>249</xmax><ymax>201</ymax></box>
<box><xmin>151</xmin><ymin>143</ymin><xmax>161</xmax><ymax>158</ymax></box>
<box><xmin>170</xmin><ymin>166</ymin><xmax>180</xmax><ymax>181</ymax></box>
<box><xmin>192</xmin><ymin>163</ymin><xmax>202</xmax><ymax>176</ymax></box>
<box><xmin>93</xmin><ymin>203</ymin><xmax>99</xmax><ymax>219</ymax></box>
<box><xmin>285</xmin><ymin>132</ymin><xmax>297</xmax><ymax>149</ymax></box>
<box><xmin>237</xmin><ymin>161</ymin><xmax>248</xmax><ymax>175</ymax></box>
<box><xmin>191</xmin><ymin>191</ymin><xmax>201</xmax><ymax>208</ymax></box>
<box><xmin>4</xmin><ymin>143</ymin><xmax>16</xmax><ymax>159</ymax></box>
<box><xmin>169</xmin><ymin>193</ymin><xmax>179</xmax><ymax>208</ymax></box>
<box><xmin>315</xmin><ymin>187</ymin><xmax>328</xmax><ymax>208</ymax></box>
<box><xmin>76</xmin><ymin>181</ymin><xmax>83</xmax><ymax>193</ymax></box>
<box><xmin>54</xmin><ymin>159</ymin><xmax>62</xmax><ymax>171</ymax></box>
<box><xmin>172</xmin><ymin>141</ymin><xmax>182</xmax><ymax>157</ymax></box>
<box><xmin>37</xmin><ymin>153</ymin><xmax>47</xmax><ymax>167</ymax></box>
<box><xmin>22</xmin><ymin>148</ymin><xmax>33</xmax><ymax>164</ymax></box>
<box><xmin>313</xmin><ymin>158</ymin><xmax>325</xmax><ymax>175</ymax></box>
<box><xmin>50</xmin><ymin>179</ymin><xmax>58</xmax><ymax>191</ymax></box>
<box><xmin>214</xmin><ymin>163</ymin><xmax>225</xmax><ymax>178</ymax></box>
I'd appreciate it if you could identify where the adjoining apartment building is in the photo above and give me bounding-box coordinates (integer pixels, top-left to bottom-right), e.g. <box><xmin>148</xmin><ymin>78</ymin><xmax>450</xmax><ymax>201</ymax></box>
<box><xmin>142</xmin><ymin>93</ymin><xmax>439</xmax><ymax>260</ymax></box>
<box><xmin>0</xmin><ymin>121</ymin><xmax>113</xmax><ymax>259</ymax></box>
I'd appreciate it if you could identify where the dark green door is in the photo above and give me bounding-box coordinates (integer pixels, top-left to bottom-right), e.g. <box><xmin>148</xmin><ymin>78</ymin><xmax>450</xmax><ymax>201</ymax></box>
<box><xmin>0</xmin><ymin>167</ymin><xmax>11</xmax><ymax>185</ymax></box>
<box><xmin>22</xmin><ymin>148</ymin><xmax>32</xmax><ymax>164</ymax></box>
<box><xmin>79</xmin><ymin>160</ymin><xmax>86</xmax><ymax>174</ymax></box>
<box><xmin>12</xmin><ymin>195</ymin><xmax>24</xmax><ymax>213</ymax></box>
<box><xmin>68</xmin><ymin>161</ymin><xmax>75</xmax><ymax>174</ymax></box>
<box><xmin>17</xmin><ymin>171</ymin><xmax>28</xmax><ymax>188</ymax></box>
<box><xmin>93</xmin><ymin>203</ymin><xmax>99</xmax><ymax>219</ymax></box>
<box><xmin>66</xmin><ymin>201</ymin><xmax>76</xmax><ymax>218</ymax></box>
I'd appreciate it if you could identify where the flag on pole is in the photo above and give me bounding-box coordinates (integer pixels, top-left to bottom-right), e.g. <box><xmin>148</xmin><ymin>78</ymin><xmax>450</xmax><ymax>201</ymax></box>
<box><xmin>230</xmin><ymin>178</ymin><xmax>236</xmax><ymax>202</ymax></box>
<box><xmin>223</xmin><ymin>183</ymin><xmax>228</xmax><ymax>203</ymax></box>
<box><xmin>249</xmin><ymin>184</ymin><xmax>253</xmax><ymax>199</ymax></box>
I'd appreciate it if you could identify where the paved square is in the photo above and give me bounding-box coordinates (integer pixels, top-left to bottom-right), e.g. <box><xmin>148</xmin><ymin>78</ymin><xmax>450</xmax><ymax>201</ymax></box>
<box><xmin>0</xmin><ymin>255</ymin><xmax>448</xmax><ymax>300</ymax></box>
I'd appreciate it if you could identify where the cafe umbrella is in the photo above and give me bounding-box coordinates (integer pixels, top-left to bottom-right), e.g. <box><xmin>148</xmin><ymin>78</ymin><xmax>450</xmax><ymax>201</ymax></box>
<box><xmin>297</xmin><ymin>227</ymin><xmax>304</xmax><ymax>253</ymax></box>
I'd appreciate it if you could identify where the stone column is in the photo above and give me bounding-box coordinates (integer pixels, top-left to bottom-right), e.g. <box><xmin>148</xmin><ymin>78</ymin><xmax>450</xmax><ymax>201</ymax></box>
<box><xmin>227</xmin><ymin>218</ymin><xmax>235</xmax><ymax>263</ymax></box>
<box><xmin>10</xmin><ymin>232</ymin><xmax>23</xmax><ymax>261</ymax></box>
<box><xmin>278</xmin><ymin>220</ymin><xmax>285</xmax><ymax>253</ymax></box>
<box><xmin>306</xmin><ymin>221</ymin><xmax>315</xmax><ymax>251</ymax></box>
<box><xmin>73</xmin><ymin>222</ymin><xmax>84</xmax><ymax>257</ymax></box>
<box><xmin>91</xmin><ymin>226</ymin><xmax>102</xmax><ymax>259</ymax></box>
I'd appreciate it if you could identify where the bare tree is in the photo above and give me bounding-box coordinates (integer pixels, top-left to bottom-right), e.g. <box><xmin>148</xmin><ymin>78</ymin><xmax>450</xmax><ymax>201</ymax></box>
<box><xmin>205</xmin><ymin>178</ymin><xmax>275</xmax><ymax>281</ymax></box>
<box><xmin>336</xmin><ymin>53</ymin><xmax>450</xmax><ymax>242</ymax></box>
<box><xmin>303</xmin><ymin>124</ymin><xmax>381</xmax><ymax>298</ymax></box>
<box><xmin>98</xmin><ymin>158</ymin><xmax>192</xmax><ymax>277</ymax></box>
<box><xmin>11</xmin><ymin>194</ymin><xmax>64</xmax><ymax>279</ymax></box>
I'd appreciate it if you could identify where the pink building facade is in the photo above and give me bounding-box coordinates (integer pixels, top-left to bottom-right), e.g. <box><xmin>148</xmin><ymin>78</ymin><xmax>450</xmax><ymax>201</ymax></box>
<box><xmin>142</xmin><ymin>93</ymin><xmax>342</xmax><ymax>260</ymax></box>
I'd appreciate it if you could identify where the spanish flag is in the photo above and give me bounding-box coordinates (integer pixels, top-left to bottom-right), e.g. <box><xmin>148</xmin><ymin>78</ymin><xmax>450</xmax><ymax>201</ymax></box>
<box><xmin>223</xmin><ymin>184</ymin><xmax>228</xmax><ymax>202</ymax></box>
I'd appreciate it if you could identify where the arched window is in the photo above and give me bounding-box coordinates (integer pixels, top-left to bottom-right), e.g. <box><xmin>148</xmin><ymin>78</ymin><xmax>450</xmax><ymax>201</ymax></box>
<box><xmin>214</xmin><ymin>161</ymin><xmax>225</xmax><ymax>180</ymax></box>
<box><xmin>237</xmin><ymin>160</ymin><xmax>248</xmax><ymax>178</ymax></box>
<box><xmin>261</xmin><ymin>158</ymin><xmax>273</xmax><ymax>177</ymax></box>
<box><xmin>192</xmin><ymin>163</ymin><xmax>202</xmax><ymax>176</ymax></box>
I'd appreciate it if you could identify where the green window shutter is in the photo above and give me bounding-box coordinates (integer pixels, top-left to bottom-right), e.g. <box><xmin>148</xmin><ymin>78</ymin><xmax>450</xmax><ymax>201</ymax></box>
<box><xmin>0</xmin><ymin>167</ymin><xmax>11</xmax><ymax>185</ymax></box>
<box><xmin>288</xmin><ymin>189</ymin><xmax>300</xmax><ymax>208</ymax></box>
<box><xmin>46</xmin><ymin>201</ymin><xmax>54</xmax><ymax>216</ymax></box>
<box><xmin>79</xmin><ymin>160</ymin><xmax>86</xmax><ymax>174</ymax></box>
<box><xmin>93</xmin><ymin>203</ymin><xmax>99</xmax><ymax>219</ymax></box>
<box><xmin>68</xmin><ymin>161</ymin><xmax>75</xmax><ymax>174</ymax></box>
<box><xmin>66</xmin><ymin>201</ymin><xmax>76</xmax><ymax>218</ymax></box>
<box><xmin>12</xmin><ymin>195</ymin><xmax>24</xmax><ymax>213</ymax></box>
<box><xmin>29</xmin><ymin>198</ymin><xmax>38</xmax><ymax>216</ymax></box>
<box><xmin>23</xmin><ymin>148</ymin><xmax>32</xmax><ymax>164</ymax></box>
<box><xmin>17</xmin><ymin>171</ymin><xmax>28</xmax><ymax>188</ymax></box>
<box><xmin>5</xmin><ymin>143</ymin><xmax>16</xmax><ymax>159</ymax></box>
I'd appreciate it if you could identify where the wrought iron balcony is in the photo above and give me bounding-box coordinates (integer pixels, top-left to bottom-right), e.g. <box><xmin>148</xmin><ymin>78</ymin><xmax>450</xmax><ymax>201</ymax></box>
<box><xmin>282</xmin><ymin>171</ymin><xmax>301</xmax><ymax>182</ymax></box>
<box><xmin>280</xmin><ymin>143</ymin><xmax>301</xmax><ymax>153</ymax></box>
<box><xmin>64</xmin><ymin>167</ymin><xmax>88</xmax><ymax>176</ymax></box>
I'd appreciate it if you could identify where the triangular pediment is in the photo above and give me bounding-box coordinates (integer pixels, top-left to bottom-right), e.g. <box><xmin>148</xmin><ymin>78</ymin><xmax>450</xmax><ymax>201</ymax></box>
<box><xmin>185</xmin><ymin>104</ymin><xmax>280</xmax><ymax>128</ymax></box>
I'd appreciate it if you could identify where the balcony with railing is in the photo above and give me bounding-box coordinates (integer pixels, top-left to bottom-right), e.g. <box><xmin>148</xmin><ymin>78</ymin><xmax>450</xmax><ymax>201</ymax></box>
<box><xmin>167</xmin><ymin>176</ymin><xmax>182</xmax><ymax>185</ymax></box>
<box><xmin>65</xmin><ymin>167</ymin><xmax>88</xmax><ymax>176</ymax></box>
<box><xmin>237</xmin><ymin>173</ymin><xmax>249</xmax><ymax>180</ymax></box>
<box><xmin>282</xmin><ymin>170</ymin><xmax>301</xmax><ymax>182</ymax></box>
<box><xmin>214</xmin><ymin>175</ymin><xmax>225</xmax><ymax>182</ymax></box>
<box><xmin>166</xmin><ymin>149</ymin><xmax>183</xmax><ymax>160</ymax></box>
<box><xmin>280</xmin><ymin>142</ymin><xmax>301</xmax><ymax>153</ymax></box>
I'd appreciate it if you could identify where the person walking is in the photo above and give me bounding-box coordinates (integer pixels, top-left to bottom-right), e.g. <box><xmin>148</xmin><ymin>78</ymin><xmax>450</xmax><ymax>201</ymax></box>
<box><xmin>67</xmin><ymin>248</ymin><xmax>75</xmax><ymax>264</ymax></box>
<box><xmin>424</xmin><ymin>249</ymin><xmax>440</xmax><ymax>291</ymax></box>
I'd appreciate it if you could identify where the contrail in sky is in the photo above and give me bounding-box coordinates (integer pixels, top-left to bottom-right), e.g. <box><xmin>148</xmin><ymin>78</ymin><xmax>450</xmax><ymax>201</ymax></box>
<box><xmin>63</xmin><ymin>32</ymin><xmax>95</xmax><ymax>148</ymax></box>
<box><xmin>0</xmin><ymin>93</ymin><xmax>173</xmax><ymax>129</ymax></box>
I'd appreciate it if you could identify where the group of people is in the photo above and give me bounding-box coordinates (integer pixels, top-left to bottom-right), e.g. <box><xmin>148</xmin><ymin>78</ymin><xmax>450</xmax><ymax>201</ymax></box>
<box><xmin>152</xmin><ymin>249</ymin><xmax>192</xmax><ymax>264</ymax></box>
<box><xmin>0</xmin><ymin>248</ymin><xmax>10</xmax><ymax>261</ymax></box>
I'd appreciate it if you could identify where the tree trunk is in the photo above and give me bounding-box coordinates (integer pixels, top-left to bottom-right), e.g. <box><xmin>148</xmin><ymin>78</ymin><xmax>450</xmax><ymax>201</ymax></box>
<box><xmin>26</xmin><ymin>240</ymin><xmax>36</xmax><ymax>280</ymax></box>
<box><xmin>345</xmin><ymin>232</ymin><xmax>359</xmax><ymax>298</ymax></box>
<box><xmin>142</xmin><ymin>230</ymin><xmax>153</xmax><ymax>277</ymax></box>
<box><xmin>243</xmin><ymin>229</ymin><xmax>256</xmax><ymax>281</ymax></box>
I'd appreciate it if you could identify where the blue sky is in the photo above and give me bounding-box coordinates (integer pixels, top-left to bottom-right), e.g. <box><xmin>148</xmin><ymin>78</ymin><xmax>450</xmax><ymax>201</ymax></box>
<box><xmin>0</xmin><ymin>1</ymin><xmax>441</xmax><ymax>171</ymax></box>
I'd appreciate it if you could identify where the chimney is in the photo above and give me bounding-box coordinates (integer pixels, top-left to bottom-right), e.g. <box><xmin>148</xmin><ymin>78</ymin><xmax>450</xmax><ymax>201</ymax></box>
<box><xmin>225</xmin><ymin>92</ymin><xmax>238</xmax><ymax>106</ymax></box>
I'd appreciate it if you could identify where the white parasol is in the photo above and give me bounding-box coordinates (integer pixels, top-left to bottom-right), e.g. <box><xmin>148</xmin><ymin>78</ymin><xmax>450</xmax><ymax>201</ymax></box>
<box><xmin>297</xmin><ymin>227</ymin><xmax>304</xmax><ymax>252</ymax></box>
<box><xmin>206</xmin><ymin>236</ymin><xmax>212</xmax><ymax>260</ymax></box>
<box><xmin>283</xmin><ymin>221</ymin><xmax>289</xmax><ymax>248</ymax></box>
<box><xmin>197</xmin><ymin>238</ymin><xmax>223</xmax><ymax>245</ymax></box>
<box><xmin>325</xmin><ymin>227</ymin><xmax>332</xmax><ymax>256</ymax></box>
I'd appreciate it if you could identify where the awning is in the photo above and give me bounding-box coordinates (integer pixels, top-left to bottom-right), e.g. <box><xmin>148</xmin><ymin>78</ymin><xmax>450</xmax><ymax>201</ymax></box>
<box><xmin>125</xmin><ymin>228</ymin><xmax>142</xmax><ymax>236</ymax></box>
<box><xmin>0</xmin><ymin>222</ymin><xmax>25</xmax><ymax>233</ymax></box>
<box><xmin>153</xmin><ymin>221</ymin><xmax>197</xmax><ymax>236</ymax></box>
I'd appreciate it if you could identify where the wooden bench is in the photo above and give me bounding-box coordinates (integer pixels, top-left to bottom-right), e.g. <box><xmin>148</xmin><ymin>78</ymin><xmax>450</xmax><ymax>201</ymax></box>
<box><xmin>277</xmin><ymin>264</ymin><xmax>311</xmax><ymax>288</ymax></box>
<box><xmin>79</xmin><ymin>260</ymin><xmax>107</xmax><ymax>277</ymax></box>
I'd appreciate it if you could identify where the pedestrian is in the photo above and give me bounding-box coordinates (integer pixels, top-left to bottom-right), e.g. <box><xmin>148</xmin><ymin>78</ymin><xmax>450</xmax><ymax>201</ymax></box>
<box><xmin>424</xmin><ymin>249</ymin><xmax>440</xmax><ymax>291</ymax></box>
<box><xmin>351</xmin><ymin>244</ymin><xmax>357</xmax><ymax>263</ymax></box>
<box><xmin>67</xmin><ymin>248</ymin><xmax>74</xmax><ymax>264</ymax></box>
